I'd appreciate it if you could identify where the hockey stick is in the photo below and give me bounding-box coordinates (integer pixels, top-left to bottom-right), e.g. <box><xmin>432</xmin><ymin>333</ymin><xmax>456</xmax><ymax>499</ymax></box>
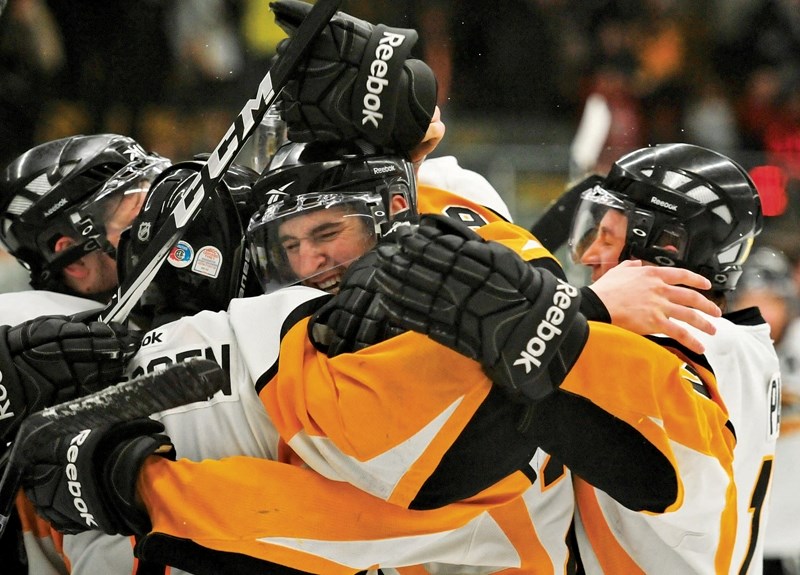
<box><xmin>0</xmin><ymin>358</ymin><xmax>227</xmax><ymax>537</ymax></box>
<box><xmin>98</xmin><ymin>0</ymin><xmax>343</xmax><ymax>323</ymax></box>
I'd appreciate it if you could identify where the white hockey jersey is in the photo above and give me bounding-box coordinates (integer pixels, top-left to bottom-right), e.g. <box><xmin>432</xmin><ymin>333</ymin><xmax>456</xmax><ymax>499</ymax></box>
<box><xmin>0</xmin><ymin>290</ymin><xmax>107</xmax><ymax>575</ymax></box>
<box><xmin>763</xmin><ymin>317</ymin><xmax>800</xmax><ymax>560</ymax></box>
<box><xmin>574</xmin><ymin>308</ymin><xmax>780</xmax><ymax>574</ymax></box>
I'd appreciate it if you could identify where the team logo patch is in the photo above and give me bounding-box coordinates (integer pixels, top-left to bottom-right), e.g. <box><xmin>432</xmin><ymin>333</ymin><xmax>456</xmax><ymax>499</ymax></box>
<box><xmin>168</xmin><ymin>240</ymin><xmax>194</xmax><ymax>268</ymax></box>
<box><xmin>192</xmin><ymin>246</ymin><xmax>223</xmax><ymax>278</ymax></box>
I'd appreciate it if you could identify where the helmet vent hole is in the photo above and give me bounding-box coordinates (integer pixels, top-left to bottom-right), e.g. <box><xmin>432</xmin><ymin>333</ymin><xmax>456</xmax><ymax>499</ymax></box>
<box><xmin>7</xmin><ymin>196</ymin><xmax>33</xmax><ymax>216</ymax></box>
<box><xmin>24</xmin><ymin>173</ymin><xmax>52</xmax><ymax>195</ymax></box>
<box><xmin>712</xmin><ymin>204</ymin><xmax>733</xmax><ymax>224</ymax></box>
<box><xmin>56</xmin><ymin>160</ymin><xmax>79</xmax><ymax>179</ymax></box>
<box><xmin>686</xmin><ymin>185</ymin><xmax>719</xmax><ymax>204</ymax></box>
<box><xmin>662</xmin><ymin>170</ymin><xmax>692</xmax><ymax>189</ymax></box>
<box><xmin>718</xmin><ymin>243</ymin><xmax>742</xmax><ymax>265</ymax></box>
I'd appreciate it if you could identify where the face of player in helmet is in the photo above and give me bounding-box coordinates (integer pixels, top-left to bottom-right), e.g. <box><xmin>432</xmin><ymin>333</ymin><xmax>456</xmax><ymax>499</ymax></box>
<box><xmin>277</xmin><ymin>205</ymin><xmax>378</xmax><ymax>293</ymax></box>
<box><xmin>59</xmin><ymin>181</ymin><xmax>152</xmax><ymax>298</ymax></box>
<box><xmin>249</xmin><ymin>191</ymin><xmax>409</xmax><ymax>295</ymax></box>
<box><xmin>576</xmin><ymin>208</ymin><xmax>628</xmax><ymax>283</ymax></box>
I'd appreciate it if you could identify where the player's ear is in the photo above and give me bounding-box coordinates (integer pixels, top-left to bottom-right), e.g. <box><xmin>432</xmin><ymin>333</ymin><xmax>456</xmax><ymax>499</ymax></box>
<box><xmin>390</xmin><ymin>194</ymin><xmax>409</xmax><ymax>216</ymax></box>
<box><xmin>55</xmin><ymin>236</ymin><xmax>90</xmax><ymax>280</ymax></box>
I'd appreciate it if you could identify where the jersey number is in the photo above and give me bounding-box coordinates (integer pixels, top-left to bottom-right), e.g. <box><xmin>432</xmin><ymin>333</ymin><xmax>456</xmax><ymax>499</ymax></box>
<box><xmin>737</xmin><ymin>458</ymin><xmax>773</xmax><ymax>574</ymax></box>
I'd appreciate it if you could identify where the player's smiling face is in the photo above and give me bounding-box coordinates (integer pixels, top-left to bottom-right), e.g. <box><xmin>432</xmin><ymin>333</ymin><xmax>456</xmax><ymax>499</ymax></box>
<box><xmin>579</xmin><ymin>208</ymin><xmax>627</xmax><ymax>282</ymax></box>
<box><xmin>278</xmin><ymin>206</ymin><xmax>376</xmax><ymax>294</ymax></box>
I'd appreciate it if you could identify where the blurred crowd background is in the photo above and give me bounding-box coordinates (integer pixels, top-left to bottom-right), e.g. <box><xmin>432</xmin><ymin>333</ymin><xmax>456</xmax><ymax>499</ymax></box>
<box><xmin>1</xmin><ymin>0</ymin><xmax>800</xmax><ymax>290</ymax></box>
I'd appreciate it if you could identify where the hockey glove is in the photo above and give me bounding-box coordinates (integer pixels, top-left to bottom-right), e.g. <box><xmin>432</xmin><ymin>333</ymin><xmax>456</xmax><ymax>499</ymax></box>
<box><xmin>0</xmin><ymin>316</ymin><xmax>140</xmax><ymax>448</ymax></box>
<box><xmin>21</xmin><ymin>418</ymin><xmax>174</xmax><ymax>535</ymax></box>
<box><xmin>309</xmin><ymin>250</ymin><xmax>406</xmax><ymax>357</ymax></box>
<box><xmin>271</xmin><ymin>0</ymin><xmax>437</xmax><ymax>151</ymax></box>
<box><xmin>374</xmin><ymin>215</ymin><xmax>590</xmax><ymax>402</ymax></box>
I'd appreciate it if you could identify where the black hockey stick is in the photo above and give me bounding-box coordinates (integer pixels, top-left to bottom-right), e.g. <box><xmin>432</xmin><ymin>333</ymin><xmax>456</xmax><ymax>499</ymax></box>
<box><xmin>0</xmin><ymin>358</ymin><xmax>227</xmax><ymax>537</ymax></box>
<box><xmin>98</xmin><ymin>0</ymin><xmax>343</xmax><ymax>323</ymax></box>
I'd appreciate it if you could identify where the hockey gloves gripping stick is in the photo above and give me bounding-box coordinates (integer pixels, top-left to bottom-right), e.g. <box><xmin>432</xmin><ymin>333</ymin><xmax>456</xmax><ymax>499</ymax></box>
<box><xmin>0</xmin><ymin>359</ymin><xmax>226</xmax><ymax>538</ymax></box>
<box><xmin>309</xmin><ymin>250</ymin><xmax>406</xmax><ymax>357</ymax></box>
<box><xmin>272</xmin><ymin>0</ymin><xmax>438</xmax><ymax>151</ymax></box>
<box><xmin>23</xmin><ymin>417</ymin><xmax>173</xmax><ymax>536</ymax></box>
<box><xmin>0</xmin><ymin>316</ymin><xmax>140</xmax><ymax>450</ymax></box>
<box><xmin>374</xmin><ymin>215</ymin><xmax>590</xmax><ymax>403</ymax></box>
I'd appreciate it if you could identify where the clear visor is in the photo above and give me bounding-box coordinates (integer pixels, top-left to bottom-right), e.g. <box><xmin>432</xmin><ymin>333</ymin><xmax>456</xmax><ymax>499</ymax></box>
<box><xmin>68</xmin><ymin>154</ymin><xmax>171</xmax><ymax>252</ymax></box>
<box><xmin>248</xmin><ymin>192</ymin><xmax>384</xmax><ymax>294</ymax></box>
<box><xmin>569</xmin><ymin>185</ymin><xmax>691</xmax><ymax>270</ymax></box>
<box><xmin>569</xmin><ymin>186</ymin><xmax>631</xmax><ymax>265</ymax></box>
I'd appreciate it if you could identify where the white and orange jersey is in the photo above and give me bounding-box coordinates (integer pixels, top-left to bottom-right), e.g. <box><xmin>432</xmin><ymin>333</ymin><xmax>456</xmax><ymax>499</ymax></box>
<box><xmin>574</xmin><ymin>308</ymin><xmax>779</xmax><ymax>574</ymax></box>
<box><xmin>130</xmin><ymin>305</ymin><xmax>733</xmax><ymax>574</ymax></box>
<box><xmin>417</xmin><ymin>155</ymin><xmax>513</xmax><ymax>224</ymax></box>
<box><xmin>136</xmin><ymin>448</ymin><xmax>577</xmax><ymax>574</ymax></box>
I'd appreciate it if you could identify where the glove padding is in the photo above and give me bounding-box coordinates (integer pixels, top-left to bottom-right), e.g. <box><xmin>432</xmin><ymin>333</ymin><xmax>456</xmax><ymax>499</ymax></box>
<box><xmin>0</xmin><ymin>316</ymin><xmax>140</xmax><ymax>446</ymax></box>
<box><xmin>374</xmin><ymin>215</ymin><xmax>590</xmax><ymax>402</ymax></box>
<box><xmin>21</xmin><ymin>417</ymin><xmax>174</xmax><ymax>536</ymax></box>
<box><xmin>309</xmin><ymin>250</ymin><xmax>406</xmax><ymax>357</ymax></box>
<box><xmin>271</xmin><ymin>0</ymin><xmax>437</xmax><ymax>151</ymax></box>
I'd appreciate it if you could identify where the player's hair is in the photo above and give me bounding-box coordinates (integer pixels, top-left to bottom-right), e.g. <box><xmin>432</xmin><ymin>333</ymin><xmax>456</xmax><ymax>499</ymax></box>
<box><xmin>0</xmin><ymin>134</ymin><xmax>169</xmax><ymax>294</ymax></box>
<box><xmin>247</xmin><ymin>140</ymin><xmax>417</xmax><ymax>293</ymax></box>
<box><xmin>117</xmin><ymin>160</ymin><xmax>261</xmax><ymax>329</ymax></box>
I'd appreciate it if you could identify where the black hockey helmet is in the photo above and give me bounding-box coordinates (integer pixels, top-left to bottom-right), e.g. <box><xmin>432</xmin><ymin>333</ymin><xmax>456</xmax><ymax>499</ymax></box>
<box><xmin>569</xmin><ymin>143</ymin><xmax>763</xmax><ymax>291</ymax></box>
<box><xmin>117</xmin><ymin>160</ymin><xmax>261</xmax><ymax>327</ymax></box>
<box><xmin>0</xmin><ymin>134</ymin><xmax>170</xmax><ymax>292</ymax></box>
<box><xmin>247</xmin><ymin>140</ymin><xmax>416</xmax><ymax>293</ymax></box>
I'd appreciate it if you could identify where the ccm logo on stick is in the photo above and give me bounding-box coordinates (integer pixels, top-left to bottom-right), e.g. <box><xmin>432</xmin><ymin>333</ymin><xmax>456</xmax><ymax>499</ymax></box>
<box><xmin>362</xmin><ymin>31</ymin><xmax>406</xmax><ymax>129</ymax></box>
<box><xmin>514</xmin><ymin>280</ymin><xmax>579</xmax><ymax>373</ymax></box>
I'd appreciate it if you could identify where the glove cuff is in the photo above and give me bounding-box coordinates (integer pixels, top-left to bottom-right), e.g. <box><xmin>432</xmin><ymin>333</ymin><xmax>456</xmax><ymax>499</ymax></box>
<box><xmin>103</xmin><ymin>427</ymin><xmax>175</xmax><ymax>535</ymax></box>
<box><xmin>0</xmin><ymin>325</ymin><xmax>39</xmax><ymax>444</ymax></box>
<box><xmin>389</xmin><ymin>59</ymin><xmax>438</xmax><ymax>151</ymax></box>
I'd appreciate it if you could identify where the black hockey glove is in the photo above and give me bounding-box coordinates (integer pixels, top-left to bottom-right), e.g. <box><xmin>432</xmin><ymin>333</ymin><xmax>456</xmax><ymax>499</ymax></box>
<box><xmin>0</xmin><ymin>316</ymin><xmax>140</xmax><ymax>448</ymax></box>
<box><xmin>21</xmin><ymin>417</ymin><xmax>174</xmax><ymax>535</ymax></box>
<box><xmin>309</xmin><ymin>250</ymin><xmax>406</xmax><ymax>357</ymax></box>
<box><xmin>270</xmin><ymin>0</ymin><xmax>437</xmax><ymax>151</ymax></box>
<box><xmin>374</xmin><ymin>215</ymin><xmax>590</xmax><ymax>403</ymax></box>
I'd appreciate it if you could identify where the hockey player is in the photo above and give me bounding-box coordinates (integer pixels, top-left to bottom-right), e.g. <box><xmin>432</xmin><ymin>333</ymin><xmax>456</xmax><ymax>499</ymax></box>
<box><xmin>0</xmin><ymin>134</ymin><xmax>170</xmax><ymax>446</ymax></box>
<box><xmin>0</xmin><ymin>133</ymin><xmax>166</xmax><ymax>573</ymax></box>
<box><xmin>732</xmin><ymin>247</ymin><xmax>800</xmax><ymax>573</ymax></box>
<box><xmin>558</xmin><ymin>143</ymin><xmax>777</xmax><ymax>573</ymax></box>
<box><xmin>6</xmin><ymin>2</ymin><xmax>736</xmax><ymax>572</ymax></box>
<box><xmin>0</xmin><ymin>134</ymin><xmax>170</xmax><ymax>309</ymax></box>
<box><xmin>9</xmin><ymin>137</ymin><xmax>736</xmax><ymax>575</ymax></box>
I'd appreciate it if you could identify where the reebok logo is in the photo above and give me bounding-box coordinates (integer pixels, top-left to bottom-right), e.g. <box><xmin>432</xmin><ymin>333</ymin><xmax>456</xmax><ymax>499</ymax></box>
<box><xmin>65</xmin><ymin>429</ymin><xmax>98</xmax><ymax>528</ymax></box>
<box><xmin>0</xmin><ymin>371</ymin><xmax>15</xmax><ymax>423</ymax></box>
<box><xmin>372</xmin><ymin>165</ymin><xmax>396</xmax><ymax>175</ymax></box>
<box><xmin>650</xmin><ymin>196</ymin><xmax>678</xmax><ymax>211</ymax></box>
<box><xmin>513</xmin><ymin>279</ymin><xmax>578</xmax><ymax>373</ymax></box>
<box><xmin>362</xmin><ymin>31</ymin><xmax>407</xmax><ymax>129</ymax></box>
<box><xmin>43</xmin><ymin>197</ymin><xmax>68</xmax><ymax>217</ymax></box>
